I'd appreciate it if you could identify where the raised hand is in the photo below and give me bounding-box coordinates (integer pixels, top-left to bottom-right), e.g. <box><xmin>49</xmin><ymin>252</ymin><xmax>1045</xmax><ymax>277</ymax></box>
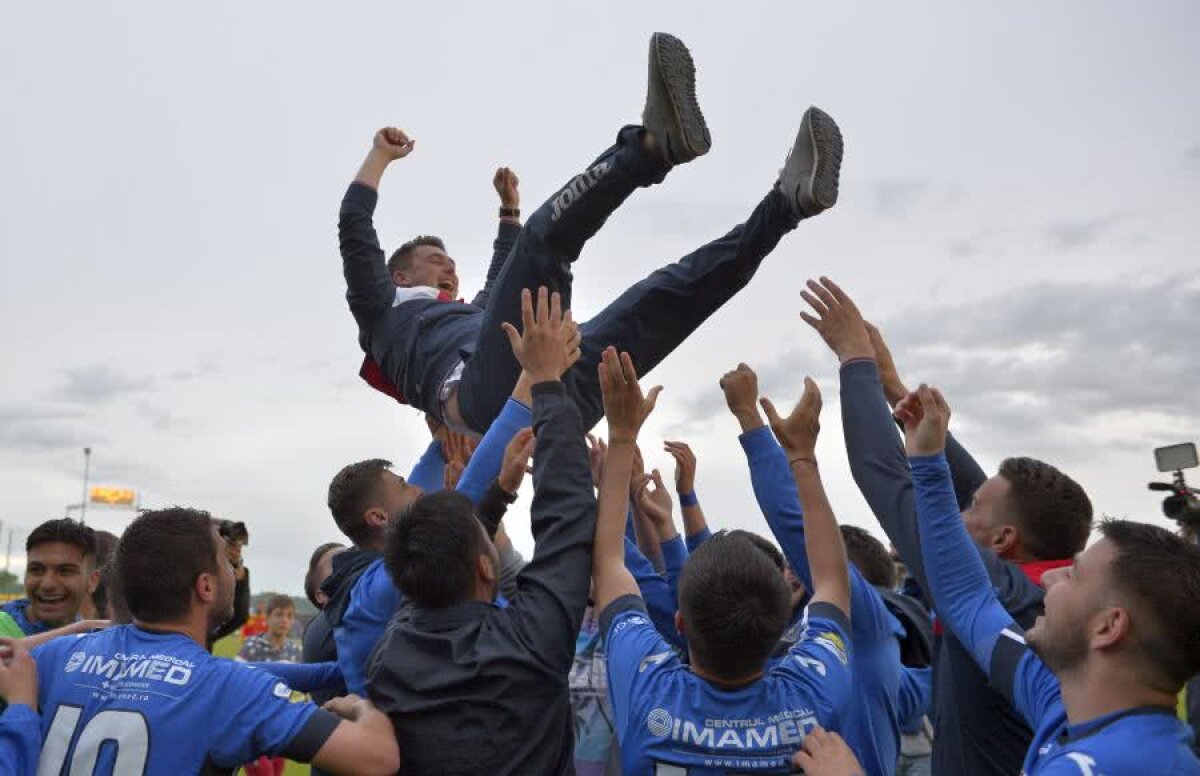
<box><xmin>493</xmin><ymin>167</ymin><xmax>520</xmax><ymax>208</ymax></box>
<box><xmin>501</xmin><ymin>287</ymin><xmax>575</xmax><ymax>384</ymax></box>
<box><xmin>372</xmin><ymin>127</ymin><xmax>415</xmax><ymax>161</ymax></box>
<box><xmin>760</xmin><ymin>377</ymin><xmax>822</xmax><ymax>462</ymax></box>
<box><xmin>599</xmin><ymin>347</ymin><xmax>662</xmax><ymax>444</ymax></box>
<box><xmin>865</xmin><ymin>321</ymin><xmax>909</xmax><ymax>407</ymax></box>
<box><xmin>895</xmin><ymin>384</ymin><xmax>951</xmax><ymax>457</ymax></box>
<box><xmin>587</xmin><ymin>434</ymin><xmax>608</xmax><ymax>488</ymax></box>
<box><xmin>663</xmin><ymin>441</ymin><xmax>696</xmax><ymax>494</ymax></box>
<box><xmin>791</xmin><ymin>726</ymin><xmax>865</xmax><ymax>776</ymax></box>
<box><xmin>498</xmin><ymin>427</ymin><xmax>536</xmax><ymax>493</ymax></box>
<box><xmin>799</xmin><ymin>277</ymin><xmax>873</xmax><ymax>362</ymax></box>
<box><xmin>719</xmin><ymin>363</ymin><xmax>764</xmax><ymax>430</ymax></box>
<box><xmin>635</xmin><ymin>469</ymin><xmax>675</xmax><ymax>537</ymax></box>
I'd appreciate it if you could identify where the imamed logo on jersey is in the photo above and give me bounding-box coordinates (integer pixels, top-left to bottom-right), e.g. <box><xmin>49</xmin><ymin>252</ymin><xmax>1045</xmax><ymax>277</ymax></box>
<box><xmin>550</xmin><ymin>161</ymin><xmax>611</xmax><ymax>222</ymax></box>
<box><xmin>63</xmin><ymin>651</ymin><xmax>195</xmax><ymax>687</ymax></box>
<box><xmin>812</xmin><ymin>631</ymin><xmax>848</xmax><ymax>666</ymax></box>
<box><xmin>644</xmin><ymin>707</ymin><xmax>818</xmax><ymax>752</ymax></box>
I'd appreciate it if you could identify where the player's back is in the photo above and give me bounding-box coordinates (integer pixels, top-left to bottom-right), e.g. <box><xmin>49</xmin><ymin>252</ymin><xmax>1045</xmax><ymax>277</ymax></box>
<box><xmin>34</xmin><ymin>624</ymin><xmax>315</xmax><ymax>775</ymax></box>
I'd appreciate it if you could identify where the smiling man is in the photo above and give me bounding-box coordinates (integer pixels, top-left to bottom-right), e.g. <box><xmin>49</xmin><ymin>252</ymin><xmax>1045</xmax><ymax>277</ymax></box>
<box><xmin>1</xmin><ymin>519</ymin><xmax>98</xmax><ymax>636</ymax></box>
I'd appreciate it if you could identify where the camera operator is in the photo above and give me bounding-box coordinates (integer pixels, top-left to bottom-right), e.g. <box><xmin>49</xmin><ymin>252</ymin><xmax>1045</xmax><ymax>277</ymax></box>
<box><xmin>209</xmin><ymin>519</ymin><xmax>251</xmax><ymax>646</ymax></box>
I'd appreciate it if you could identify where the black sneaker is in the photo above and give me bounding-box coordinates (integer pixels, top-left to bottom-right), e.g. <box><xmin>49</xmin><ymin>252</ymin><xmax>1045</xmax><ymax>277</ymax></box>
<box><xmin>777</xmin><ymin>107</ymin><xmax>843</xmax><ymax>217</ymax></box>
<box><xmin>642</xmin><ymin>32</ymin><xmax>711</xmax><ymax>165</ymax></box>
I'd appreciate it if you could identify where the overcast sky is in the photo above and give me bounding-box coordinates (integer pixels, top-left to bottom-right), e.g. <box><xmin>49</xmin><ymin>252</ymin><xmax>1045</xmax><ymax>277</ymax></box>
<box><xmin>2</xmin><ymin>2</ymin><xmax>1197</xmax><ymax>595</ymax></box>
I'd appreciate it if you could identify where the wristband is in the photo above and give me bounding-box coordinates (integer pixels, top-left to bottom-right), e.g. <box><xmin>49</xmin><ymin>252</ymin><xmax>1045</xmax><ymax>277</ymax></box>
<box><xmin>789</xmin><ymin>456</ymin><xmax>818</xmax><ymax>467</ymax></box>
<box><xmin>678</xmin><ymin>491</ymin><xmax>699</xmax><ymax>508</ymax></box>
<box><xmin>499</xmin><ymin>207</ymin><xmax>520</xmax><ymax>218</ymax></box>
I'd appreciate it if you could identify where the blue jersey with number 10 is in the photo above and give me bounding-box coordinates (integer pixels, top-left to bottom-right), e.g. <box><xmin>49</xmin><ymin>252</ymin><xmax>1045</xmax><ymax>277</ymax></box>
<box><xmin>33</xmin><ymin>625</ymin><xmax>328</xmax><ymax>775</ymax></box>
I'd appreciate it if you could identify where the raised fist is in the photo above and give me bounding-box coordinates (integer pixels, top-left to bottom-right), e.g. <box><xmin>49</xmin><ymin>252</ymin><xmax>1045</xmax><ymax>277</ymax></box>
<box><xmin>373</xmin><ymin>127</ymin><xmax>415</xmax><ymax>161</ymax></box>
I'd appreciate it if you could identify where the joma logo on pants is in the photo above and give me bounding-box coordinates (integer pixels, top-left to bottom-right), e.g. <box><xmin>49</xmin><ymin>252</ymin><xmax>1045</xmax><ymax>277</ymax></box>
<box><xmin>551</xmin><ymin>161</ymin><xmax>611</xmax><ymax>222</ymax></box>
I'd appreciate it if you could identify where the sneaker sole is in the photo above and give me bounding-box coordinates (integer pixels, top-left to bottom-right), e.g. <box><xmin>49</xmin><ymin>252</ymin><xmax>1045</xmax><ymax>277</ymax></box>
<box><xmin>807</xmin><ymin>107</ymin><xmax>843</xmax><ymax>209</ymax></box>
<box><xmin>652</xmin><ymin>33</ymin><xmax>711</xmax><ymax>161</ymax></box>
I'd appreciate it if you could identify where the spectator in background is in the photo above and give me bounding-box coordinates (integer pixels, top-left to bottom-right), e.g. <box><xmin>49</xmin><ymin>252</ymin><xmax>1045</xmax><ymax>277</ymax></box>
<box><xmin>238</xmin><ymin>594</ymin><xmax>303</xmax><ymax>776</ymax></box>
<box><xmin>210</xmin><ymin>519</ymin><xmax>251</xmax><ymax>645</ymax></box>
<box><xmin>238</xmin><ymin>595</ymin><xmax>301</xmax><ymax>664</ymax></box>
<box><xmin>1</xmin><ymin>519</ymin><xmax>97</xmax><ymax>636</ymax></box>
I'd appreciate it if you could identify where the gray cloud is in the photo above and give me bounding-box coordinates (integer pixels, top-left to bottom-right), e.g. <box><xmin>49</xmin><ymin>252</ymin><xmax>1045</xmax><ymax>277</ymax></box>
<box><xmin>672</xmin><ymin>276</ymin><xmax>1200</xmax><ymax>456</ymax></box>
<box><xmin>868</xmin><ymin>178</ymin><xmax>940</xmax><ymax>219</ymax></box>
<box><xmin>55</xmin><ymin>365</ymin><xmax>155</xmax><ymax>405</ymax></box>
<box><xmin>1186</xmin><ymin>142</ymin><xmax>1200</xmax><ymax>168</ymax></box>
<box><xmin>0</xmin><ymin>404</ymin><xmax>97</xmax><ymax>453</ymax></box>
<box><xmin>1043</xmin><ymin>214</ymin><xmax>1124</xmax><ymax>251</ymax></box>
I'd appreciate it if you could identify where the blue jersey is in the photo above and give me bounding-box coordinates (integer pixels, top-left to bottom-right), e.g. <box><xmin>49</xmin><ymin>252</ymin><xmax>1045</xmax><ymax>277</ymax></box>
<box><xmin>33</xmin><ymin>625</ymin><xmax>339</xmax><ymax>775</ymax></box>
<box><xmin>603</xmin><ymin>597</ymin><xmax>853</xmax><ymax>775</ymax></box>
<box><xmin>990</xmin><ymin>630</ymin><xmax>1200</xmax><ymax>775</ymax></box>
<box><xmin>1</xmin><ymin>600</ymin><xmax>55</xmax><ymax>636</ymax></box>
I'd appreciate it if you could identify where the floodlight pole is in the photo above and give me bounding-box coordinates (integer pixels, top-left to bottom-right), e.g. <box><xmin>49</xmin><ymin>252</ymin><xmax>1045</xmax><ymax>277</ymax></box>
<box><xmin>81</xmin><ymin>447</ymin><xmax>92</xmax><ymax>525</ymax></box>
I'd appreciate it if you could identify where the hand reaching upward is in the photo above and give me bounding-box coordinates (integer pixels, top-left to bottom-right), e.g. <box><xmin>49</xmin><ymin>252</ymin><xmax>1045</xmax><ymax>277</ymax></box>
<box><xmin>895</xmin><ymin>384</ymin><xmax>951</xmax><ymax>457</ymax></box>
<box><xmin>501</xmin><ymin>287</ymin><xmax>576</xmax><ymax>384</ymax></box>
<box><xmin>760</xmin><ymin>377</ymin><xmax>823</xmax><ymax>463</ymax></box>
<box><xmin>599</xmin><ymin>348</ymin><xmax>662</xmax><ymax>444</ymax></box>
<box><xmin>799</xmin><ymin>277</ymin><xmax>873</xmax><ymax>363</ymax></box>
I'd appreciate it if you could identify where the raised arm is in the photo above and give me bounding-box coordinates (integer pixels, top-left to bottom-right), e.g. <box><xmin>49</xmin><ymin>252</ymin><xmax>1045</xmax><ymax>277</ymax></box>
<box><xmin>499</xmin><ymin>288</ymin><xmax>595</xmax><ymax>669</ymax></box>
<box><xmin>898</xmin><ymin>386</ymin><xmax>1015</xmax><ymax>672</ymax></box>
<box><xmin>592</xmin><ymin>348</ymin><xmax>663</xmax><ymax>615</ymax></box>
<box><xmin>663</xmin><ymin>441</ymin><xmax>712</xmax><ymax>548</ymax></box>
<box><xmin>0</xmin><ymin>639</ymin><xmax>40</xmax><ymax>776</ymax></box>
<box><xmin>760</xmin><ymin>377</ymin><xmax>851</xmax><ymax>618</ymax></box>
<box><xmin>340</xmin><ymin>128</ymin><xmax>414</xmax><ymax>327</ymax></box>
<box><xmin>723</xmin><ymin>363</ymin><xmax>894</xmax><ymax>641</ymax></box>
<box><xmin>472</xmin><ymin>167</ymin><xmax>522</xmax><ymax>308</ymax></box>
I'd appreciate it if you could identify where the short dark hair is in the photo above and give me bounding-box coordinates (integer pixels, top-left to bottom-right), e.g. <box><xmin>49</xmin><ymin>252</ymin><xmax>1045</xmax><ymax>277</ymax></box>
<box><xmin>26</xmin><ymin>518</ymin><xmax>96</xmax><ymax>559</ymax></box>
<box><xmin>999</xmin><ymin>457</ymin><xmax>1092</xmax><ymax>561</ymax></box>
<box><xmin>327</xmin><ymin>459</ymin><xmax>393</xmax><ymax>546</ymax></box>
<box><xmin>385</xmin><ymin>490</ymin><xmax>483</xmax><ymax>609</ymax></box>
<box><xmin>387</xmin><ymin>235</ymin><xmax>446</xmax><ymax>276</ymax></box>
<box><xmin>1099</xmin><ymin>519</ymin><xmax>1200</xmax><ymax>692</ymax></box>
<box><xmin>678</xmin><ymin>531</ymin><xmax>792</xmax><ymax>681</ymax></box>
<box><xmin>840</xmin><ymin>526</ymin><xmax>896</xmax><ymax>588</ymax></box>
<box><xmin>304</xmin><ymin>542</ymin><xmax>345</xmax><ymax>608</ymax></box>
<box><xmin>265</xmin><ymin>594</ymin><xmax>295</xmax><ymax>616</ymax></box>
<box><xmin>116</xmin><ymin>507</ymin><xmax>219</xmax><ymax>624</ymax></box>
<box><xmin>726</xmin><ymin>530</ymin><xmax>785</xmax><ymax>572</ymax></box>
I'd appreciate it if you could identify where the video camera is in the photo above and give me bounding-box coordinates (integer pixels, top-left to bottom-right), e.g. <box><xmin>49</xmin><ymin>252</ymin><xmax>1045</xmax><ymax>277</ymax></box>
<box><xmin>217</xmin><ymin>519</ymin><xmax>249</xmax><ymax>545</ymax></box>
<box><xmin>1148</xmin><ymin>442</ymin><xmax>1200</xmax><ymax>528</ymax></box>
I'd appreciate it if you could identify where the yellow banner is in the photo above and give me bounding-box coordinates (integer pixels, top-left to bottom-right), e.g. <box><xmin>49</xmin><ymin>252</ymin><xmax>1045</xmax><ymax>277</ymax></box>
<box><xmin>90</xmin><ymin>486</ymin><xmax>136</xmax><ymax>506</ymax></box>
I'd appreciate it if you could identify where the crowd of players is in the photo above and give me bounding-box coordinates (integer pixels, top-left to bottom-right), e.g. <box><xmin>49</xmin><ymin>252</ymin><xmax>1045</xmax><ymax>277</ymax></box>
<box><xmin>3</xmin><ymin>31</ymin><xmax>1200</xmax><ymax>776</ymax></box>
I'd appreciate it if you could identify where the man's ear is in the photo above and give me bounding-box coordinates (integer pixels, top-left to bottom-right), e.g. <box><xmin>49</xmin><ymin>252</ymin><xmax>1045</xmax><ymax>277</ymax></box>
<box><xmin>364</xmin><ymin>507</ymin><xmax>390</xmax><ymax>533</ymax></box>
<box><xmin>87</xmin><ymin>568</ymin><xmax>101</xmax><ymax>596</ymax></box>
<box><xmin>477</xmin><ymin>553</ymin><xmax>497</xmax><ymax>586</ymax></box>
<box><xmin>674</xmin><ymin>610</ymin><xmax>686</xmax><ymax>636</ymax></box>
<box><xmin>392</xmin><ymin>269</ymin><xmax>410</xmax><ymax>287</ymax></box>
<box><xmin>1091</xmin><ymin>605</ymin><xmax>1131</xmax><ymax>651</ymax></box>
<box><xmin>992</xmin><ymin>524</ymin><xmax>1019</xmax><ymax>557</ymax></box>
<box><xmin>195</xmin><ymin>572</ymin><xmax>217</xmax><ymax>605</ymax></box>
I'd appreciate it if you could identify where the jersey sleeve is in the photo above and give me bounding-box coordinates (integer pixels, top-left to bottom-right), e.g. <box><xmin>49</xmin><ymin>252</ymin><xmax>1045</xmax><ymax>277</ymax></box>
<box><xmin>335</xmin><ymin>560</ymin><xmax>400</xmax><ymax>696</ymax></box>
<box><xmin>207</xmin><ymin>662</ymin><xmax>340</xmax><ymax>767</ymax></box>
<box><xmin>770</xmin><ymin>602</ymin><xmax>855</xmax><ymax>728</ymax></box>
<box><xmin>988</xmin><ymin>625</ymin><xmax>1063</xmax><ymax>731</ymax></box>
<box><xmin>600</xmin><ymin>595</ymin><xmax>679</xmax><ymax>729</ymax></box>
<box><xmin>0</xmin><ymin>704</ymin><xmax>41</xmax><ymax>776</ymax></box>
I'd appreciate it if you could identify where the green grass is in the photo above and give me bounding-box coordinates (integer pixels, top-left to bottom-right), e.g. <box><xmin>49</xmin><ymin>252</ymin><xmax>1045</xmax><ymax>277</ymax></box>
<box><xmin>212</xmin><ymin>634</ymin><xmax>310</xmax><ymax>776</ymax></box>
